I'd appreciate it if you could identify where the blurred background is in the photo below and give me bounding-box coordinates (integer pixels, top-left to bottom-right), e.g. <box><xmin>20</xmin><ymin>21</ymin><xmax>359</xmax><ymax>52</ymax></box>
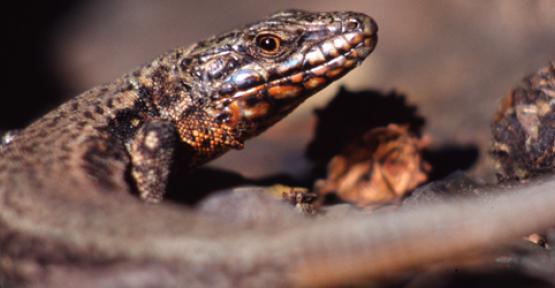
<box><xmin>3</xmin><ymin>0</ymin><xmax>554</xmax><ymax>180</ymax></box>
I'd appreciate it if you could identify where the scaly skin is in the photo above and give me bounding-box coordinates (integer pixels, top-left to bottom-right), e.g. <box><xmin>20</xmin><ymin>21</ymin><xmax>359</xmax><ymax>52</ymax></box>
<box><xmin>1</xmin><ymin>9</ymin><xmax>555</xmax><ymax>288</ymax></box>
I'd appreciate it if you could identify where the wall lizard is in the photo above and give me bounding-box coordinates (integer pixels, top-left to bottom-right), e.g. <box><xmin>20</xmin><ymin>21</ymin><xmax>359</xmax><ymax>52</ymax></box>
<box><xmin>1</xmin><ymin>9</ymin><xmax>555</xmax><ymax>288</ymax></box>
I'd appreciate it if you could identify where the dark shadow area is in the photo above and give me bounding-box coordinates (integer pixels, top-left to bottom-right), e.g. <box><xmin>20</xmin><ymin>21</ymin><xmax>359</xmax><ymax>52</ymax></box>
<box><xmin>1</xmin><ymin>1</ymin><xmax>89</xmax><ymax>130</ymax></box>
<box><xmin>306</xmin><ymin>87</ymin><xmax>426</xmax><ymax>166</ymax></box>
<box><xmin>165</xmin><ymin>166</ymin><xmax>308</xmax><ymax>206</ymax></box>
<box><xmin>402</xmin><ymin>269</ymin><xmax>553</xmax><ymax>288</ymax></box>
<box><xmin>164</xmin><ymin>140</ymin><xmax>306</xmax><ymax>205</ymax></box>
<box><xmin>165</xmin><ymin>166</ymin><xmax>250</xmax><ymax>205</ymax></box>
<box><xmin>424</xmin><ymin>145</ymin><xmax>480</xmax><ymax>181</ymax></box>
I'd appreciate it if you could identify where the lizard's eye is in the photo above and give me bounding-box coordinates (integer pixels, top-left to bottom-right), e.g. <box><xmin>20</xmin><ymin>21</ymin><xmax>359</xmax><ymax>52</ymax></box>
<box><xmin>255</xmin><ymin>34</ymin><xmax>282</xmax><ymax>55</ymax></box>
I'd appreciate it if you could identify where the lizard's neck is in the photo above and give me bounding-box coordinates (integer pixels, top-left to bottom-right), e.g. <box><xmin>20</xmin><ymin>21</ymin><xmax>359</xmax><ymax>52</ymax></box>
<box><xmin>128</xmin><ymin>51</ymin><xmax>244</xmax><ymax>167</ymax></box>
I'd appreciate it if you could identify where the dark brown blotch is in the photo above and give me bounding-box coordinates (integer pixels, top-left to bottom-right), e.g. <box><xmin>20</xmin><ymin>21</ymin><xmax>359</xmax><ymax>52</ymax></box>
<box><xmin>106</xmin><ymin>98</ymin><xmax>115</xmax><ymax>109</ymax></box>
<box><xmin>36</xmin><ymin>130</ymin><xmax>48</xmax><ymax>139</ymax></box>
<box><xmin>95</xmin><ymin>106</ymin><xmax>105</xmax><ymax>115</ymax></box>
<box><xmin>60</xmin><ymin>143</ymin><xmax>73</xmax><ymax>153</ymax></box>
<box><xmin>46</xmin><ymin>116</ymin><xmax>61</xmax><ymax>128</ymax></box>
<box><xmin>83</xmin><ymin>111</ymin><xmax>95</xmax><ymax>120</ymax></box>
<box><xmin>71</xmin><ymin>102</ymin><xmax>80</xmax><ymax>111</ymax></box>
<box><xmin>77</xmin><ymin>121</ymin><xmax>89</xmax><ymax>129</ymax></box>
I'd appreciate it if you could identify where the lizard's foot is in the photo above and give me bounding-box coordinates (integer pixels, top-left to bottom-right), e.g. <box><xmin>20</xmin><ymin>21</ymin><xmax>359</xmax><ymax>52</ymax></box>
<box><xmin>127</xmin><ymin>120</ymin><xmax>177</xmax><ymax>203</ymax></box>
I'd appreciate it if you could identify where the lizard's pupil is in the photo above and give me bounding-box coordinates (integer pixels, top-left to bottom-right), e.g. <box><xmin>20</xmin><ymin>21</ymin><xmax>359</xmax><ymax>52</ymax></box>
<box><xmin>260</xmin><ymin>38</ymin><xmax>276</xmax><ymax>50</ymax></box>
<box><xmin>256</xmin><ymin>35</ymin><xmax>280</xmax><ymax>53</ymax></box>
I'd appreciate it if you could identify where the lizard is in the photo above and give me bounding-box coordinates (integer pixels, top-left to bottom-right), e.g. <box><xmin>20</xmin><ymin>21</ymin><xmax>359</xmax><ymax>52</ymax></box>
<box><xmin>0</xmin><ymin>9</ymin><xmax>377</xmax><ymax>204</ymax></box>
<box><xmin>1</xmin><ymin>8</ymin><xmax>555</xmax><ymax>288</ymax></box>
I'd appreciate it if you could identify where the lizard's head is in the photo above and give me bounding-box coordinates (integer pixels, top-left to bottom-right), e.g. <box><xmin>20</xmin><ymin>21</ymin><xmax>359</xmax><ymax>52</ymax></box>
<box><xmin>177</xmin><ymin>10</ymin><xmax>377</xmax><ymax>147</ymax></box>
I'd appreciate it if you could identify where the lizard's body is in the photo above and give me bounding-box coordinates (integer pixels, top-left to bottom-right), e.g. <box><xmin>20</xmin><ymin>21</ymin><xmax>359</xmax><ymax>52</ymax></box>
<box><xmin>1</xmin><ymin>9</ymin><xmax>555</xmax><ymax>288</ymax></box>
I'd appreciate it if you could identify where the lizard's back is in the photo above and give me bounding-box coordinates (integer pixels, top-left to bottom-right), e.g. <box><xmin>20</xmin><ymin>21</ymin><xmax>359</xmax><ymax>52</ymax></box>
<box><xmin>0</xmin><ymin>77</ymin><xmax>140</xmax><ymax>194</ymax></box>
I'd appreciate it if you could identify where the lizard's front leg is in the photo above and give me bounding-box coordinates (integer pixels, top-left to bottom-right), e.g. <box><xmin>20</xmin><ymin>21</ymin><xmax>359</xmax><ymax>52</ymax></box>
<box><xmin>127</xmin><ymin>120</ymin><xmax>177</xmax><ymax>203</ymax></box>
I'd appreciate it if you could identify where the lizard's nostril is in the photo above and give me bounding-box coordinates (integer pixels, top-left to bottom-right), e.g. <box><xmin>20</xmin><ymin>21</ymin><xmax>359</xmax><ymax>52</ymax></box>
<box><xmin>343</xmin><ymin>13</ymin><xmax>378</xmax><ymax>35</ymax></box>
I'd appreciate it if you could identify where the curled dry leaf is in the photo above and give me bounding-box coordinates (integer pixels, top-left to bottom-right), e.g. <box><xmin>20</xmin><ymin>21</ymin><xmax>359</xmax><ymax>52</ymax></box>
<box><xmin>315</xmin><ymin>124</ymin><xmax>431</xmax><ymax>207</ymax></box>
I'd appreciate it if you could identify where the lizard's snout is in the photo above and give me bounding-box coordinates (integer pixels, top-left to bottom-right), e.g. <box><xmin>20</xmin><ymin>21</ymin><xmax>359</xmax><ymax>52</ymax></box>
<box><xmin>340</xmin><ymin>12</ymin><xmax>378</xmax><ymax>36</ymax></box>
<box><xmin>335</xmin><ymin>12</ymin><xmax>378</xmax><ymax>62</ymax></box>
